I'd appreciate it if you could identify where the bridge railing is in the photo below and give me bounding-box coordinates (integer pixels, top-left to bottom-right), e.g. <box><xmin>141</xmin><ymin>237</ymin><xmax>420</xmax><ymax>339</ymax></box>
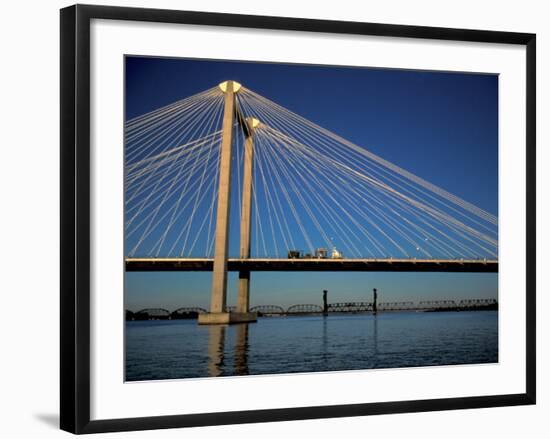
<box><xmin>286</xmin><ymin>304</ymin><xmax>324</xmax><ymax>314</ymax></box>
<box><xmin>133</xmin><ymin>308</ymin><xmax>171</xmax><ymax>320</ymax></box>
<box><xmin>171</xmin><ymin>307</ymin><xmax>207</xmax><ymax>319</ymax></box>
<box><xmin>250</xmin><ymin>305</ymin><xmax>285</xmax><ymax>315</ymax></box>
<box><xmin>327</xmin><ymin>302</ymin><xmax>373</xmax><ymax>312</ymax></box>
<box><xmin>378</xmin><ymin>301</ymin><xmax>416</xmax><ymax>311</ymax></box>
<box><xmin>417</xmin><ymin>300</ymin><xmax>458</xmax><ymax>310</ymax></box>
<box><xmin>458</xmin><ymin>298</ymin><xmax>497</xmax><ymax>308</ymax></box>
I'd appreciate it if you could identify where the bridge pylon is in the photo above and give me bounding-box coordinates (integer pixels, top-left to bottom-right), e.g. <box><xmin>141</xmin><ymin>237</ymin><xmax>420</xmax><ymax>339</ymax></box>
<box><xmin>198</xmin><ymin>81</ymin><xmax>257</xmax><ymax>325</ymax></box>
<box><xmin>237</xmin><ymin>117</ymin><xmax>260</xmax><ymax>314</ymax></box>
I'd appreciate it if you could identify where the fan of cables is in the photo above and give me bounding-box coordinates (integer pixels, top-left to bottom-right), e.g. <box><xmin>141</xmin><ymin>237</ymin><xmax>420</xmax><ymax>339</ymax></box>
<box><xmin>124</xmin><ymin>84</ymin><xmax>498</xmax><ymax>260</ymax></box>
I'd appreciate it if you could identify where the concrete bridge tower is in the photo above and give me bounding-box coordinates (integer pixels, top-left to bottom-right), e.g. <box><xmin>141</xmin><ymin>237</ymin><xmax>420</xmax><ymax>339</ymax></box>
<box><xmin>198</xmin><ymin>81</ymin><xmax>258</xmax><ymax>325</ymax></box>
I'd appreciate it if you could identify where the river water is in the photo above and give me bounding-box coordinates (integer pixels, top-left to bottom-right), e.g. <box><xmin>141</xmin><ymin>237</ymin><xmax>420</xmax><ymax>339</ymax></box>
<box><xmin>125</xmin><ymin>311</ymin><xmax>498</xmax><ymax>381</ymax></box>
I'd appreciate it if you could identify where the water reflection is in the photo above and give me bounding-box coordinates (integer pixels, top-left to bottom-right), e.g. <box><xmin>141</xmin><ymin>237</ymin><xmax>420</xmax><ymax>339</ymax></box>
<box><xmin>372</xmin><ymin>315</ymin><xmax>379</xmax><ymax>368</ymax></box>
<box><xmin>234</xmin><ymin>324</ymin><xmax>249</xmax><ymax>375</ymax></box>
<box><xmin>321</xmin><ymin>317</ymin><xmax>328</xmax><ymax>364</ymax></box>
<box><xmin>207</xmin><ymin>325</ymin><xmax>225</xmax><ymax>377</ymax></box>
<box><xmin>207</xmin><ymin>317</ymin><xmax>377</xmax><ymax>376</ymax></box>
<box><xmin>207</xmin><ymin>323</ymin><xmax>249</xmax><ymax>377</ymax></box>
<box><xmin>127</xmin><ymin>312</ymin><xmax>499</xmax><ymax>381</ymax></box>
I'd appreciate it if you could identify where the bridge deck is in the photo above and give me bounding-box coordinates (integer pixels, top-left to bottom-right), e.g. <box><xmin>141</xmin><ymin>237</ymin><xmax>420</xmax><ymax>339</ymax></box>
<box><xmin>125</xmin><ymin>258</ymin><xmax>498</xmax><ymax>273</ymax></box>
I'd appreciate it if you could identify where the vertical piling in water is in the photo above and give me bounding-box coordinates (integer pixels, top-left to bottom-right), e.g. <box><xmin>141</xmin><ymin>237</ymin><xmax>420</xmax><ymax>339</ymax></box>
<box><xmin>373</xmin><ymin>288</ymin><xmax>378</xmax><ymax>316</ymax></box>
<box><xmin>323</xmin><ymin>289</ymin><xmax>328</xmax><ymax>316</ymax></box>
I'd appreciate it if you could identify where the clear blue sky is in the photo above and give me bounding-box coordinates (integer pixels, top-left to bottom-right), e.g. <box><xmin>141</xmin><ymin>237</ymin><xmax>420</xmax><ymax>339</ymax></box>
<box><xmin>124</xmin><ymin>56</ymin><xmax>498</xmax><ymax>311</ymax></box>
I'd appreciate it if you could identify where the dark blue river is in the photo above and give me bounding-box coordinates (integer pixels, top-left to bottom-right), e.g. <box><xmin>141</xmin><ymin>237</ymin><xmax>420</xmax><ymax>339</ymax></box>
<box><xmin>125</xmin><ymin>311</ymin><xmax>498</xmax><ymax>381</ymax></box>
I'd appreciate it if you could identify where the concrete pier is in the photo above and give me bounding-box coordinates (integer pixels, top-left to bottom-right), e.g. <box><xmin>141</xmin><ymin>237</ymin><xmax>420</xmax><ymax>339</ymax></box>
<box><xmin>200</xmin><ymin>311</ymin><xmax>257</xmax><ymax>325</ymax></box>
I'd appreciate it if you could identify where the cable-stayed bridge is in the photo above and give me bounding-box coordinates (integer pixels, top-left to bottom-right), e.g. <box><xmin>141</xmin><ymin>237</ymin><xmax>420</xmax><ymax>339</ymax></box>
<box><xmin>125</xmin><ymin>81</ymin><xmax>498</xmax><ymax>323</ymax></box>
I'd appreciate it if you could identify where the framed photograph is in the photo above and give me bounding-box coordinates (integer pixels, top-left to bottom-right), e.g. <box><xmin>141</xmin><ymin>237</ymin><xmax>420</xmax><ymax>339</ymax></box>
<box><xmin>60</xmin><ymin>4</ymin><xmax>536</xmax><ymax>434</ymax></box>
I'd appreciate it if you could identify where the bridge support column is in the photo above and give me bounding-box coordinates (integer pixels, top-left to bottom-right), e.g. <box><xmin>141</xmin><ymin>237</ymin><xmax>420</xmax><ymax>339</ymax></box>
<box><xmin>199</xmin><ymin>82</ymin><xmax>256</xmax><ymax>325</ymax></box>
<box><xmin>199</xmin><ymin>80</ymin><xmax>237</xmax><ymax>324</ymax></box>
<box><xmin>236</xmin><ymin>118</ymin><xmax>259</xmax><ymax>321</ymax></box>
<box><xmin>237</xmin><ymin>270</ymin><xmax>251</xmax><ymax>312</ymax></box>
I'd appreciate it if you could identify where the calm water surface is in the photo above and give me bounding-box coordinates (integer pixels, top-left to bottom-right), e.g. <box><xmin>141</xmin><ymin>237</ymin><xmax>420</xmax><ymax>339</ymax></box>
<box><xmin>125</xmin><ymin>311</ymin><xmax>498</xmax><ymax>381</ymax></box>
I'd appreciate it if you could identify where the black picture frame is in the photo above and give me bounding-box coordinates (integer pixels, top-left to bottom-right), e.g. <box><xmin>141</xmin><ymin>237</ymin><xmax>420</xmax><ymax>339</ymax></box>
<box><xmin>60</xmin><ymin>4</ymin><xmax>536</xmax><ymax>434</ymax></box>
